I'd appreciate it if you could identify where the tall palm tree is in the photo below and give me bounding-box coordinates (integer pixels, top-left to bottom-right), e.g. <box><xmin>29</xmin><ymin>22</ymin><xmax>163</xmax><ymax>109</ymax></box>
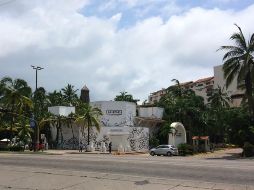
<box><xmin>218</xmin><ymin>24</ymin><xmax>254</xmax><ymax>117</ymax></box>
<box><xmin>75</xmin><ymin>103</ymin><xmax>102</xmax><ymax>147</ymax></box>
<box><xmin>61</xmin><ymin>84</ymin><xmax>78</xmax><ymax>106</ymax></box>
<box><xmin>1</xmin><ymin>86</ymin><xmax>33</xmax><ymax>141</ymax></box>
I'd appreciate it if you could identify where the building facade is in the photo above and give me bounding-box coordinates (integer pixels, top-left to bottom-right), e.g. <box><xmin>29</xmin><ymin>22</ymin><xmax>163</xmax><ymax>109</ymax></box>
<box><xmin>148</xmin><ymin>65</ymin><xmax>244</xmax><ymax>106</ymax></box>
<box><xmin>48</xmin><ymin>102</ymin><xmax>162</xmax><ymax>152</ymax></box>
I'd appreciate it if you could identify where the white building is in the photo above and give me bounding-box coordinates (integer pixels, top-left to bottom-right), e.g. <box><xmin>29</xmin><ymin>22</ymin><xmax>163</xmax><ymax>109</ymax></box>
<box><xmin>213</xmin><ymin>65</ymin><xmax>244</xmax><ymax>107</ymax></box>
<box><xmin>148</xmin><ymin>65</ymin><xmax>244</xmax><ymax>107</ymax></box>
<box><xmin>48</xmin><ymin>102</ymin><xmax>164</xmax><ymax>152</ymax></box>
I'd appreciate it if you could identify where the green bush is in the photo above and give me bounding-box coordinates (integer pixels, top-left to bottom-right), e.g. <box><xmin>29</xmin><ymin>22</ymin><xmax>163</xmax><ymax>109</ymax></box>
<box><xmin>149</xmin><ymin>136</ymin><xmax>159</xmax><ymax>148</ymax></box>
<box><xmin>0</xmin><ymin>146</ymin><xmax>10</xmax><ymax>151</ymax></box>
<box><xmin>177</xmin><ymin>143</ymin><xmax>194</xmax><ymax>156</ymax></box>
<box><xmin>243</xmin><ymin>142</ymin><xmax>254</xmax><ymax>157</ymax></box>
<box><xmin>9</xmin><ymin>145</ymin><xmax>24</xmax><ymax>152</ymax></box>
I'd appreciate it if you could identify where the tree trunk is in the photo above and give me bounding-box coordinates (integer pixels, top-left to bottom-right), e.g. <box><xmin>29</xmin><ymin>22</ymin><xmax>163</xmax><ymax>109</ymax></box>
<box><xmin>70</xmin><ymin>122</ymin><xmax>75</xmax><ymax>149</ymax></box>
<box><xmin>87</xmin><ymin>126</ymin><xmax>90</xmax><ymax>145</ymax></box>
<box><xmin>245</xmin><ymin>72</ymin><xmax>254</xmax><ymax>120</ymax></box>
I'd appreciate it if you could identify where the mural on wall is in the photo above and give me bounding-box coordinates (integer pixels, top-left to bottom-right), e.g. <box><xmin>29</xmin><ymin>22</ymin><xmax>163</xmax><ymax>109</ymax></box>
<box><xmin>79</xmin><ymin>126</ymin><xmax>149</xmax><ymax>151</ymax></box>
<box><xmin>62</xmin><ymin>137</ymin><xmax>79</xmax><ymax>149</ymax></box>
<box><xmin>100</xmin><ymin>112</ymin><xmax>134</xmax><ymax>127</ymax></box>
<box><xmin>51</xmin><ymin>126</ymin><xmax>149</xmax><ymax>151</ymax></box>
<box><xmin>128</xmin><ymin>127</ymin><xmax>149</xmax><ymax>151</ymax></box>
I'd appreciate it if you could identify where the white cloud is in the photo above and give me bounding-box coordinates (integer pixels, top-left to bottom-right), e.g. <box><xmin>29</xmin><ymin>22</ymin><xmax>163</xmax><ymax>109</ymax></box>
<box><xmin>0</xmin><ymin>1</ymin><xmax>254</xmax><ymax>102</ymax></box>
<box><xmin>111</xmin><ymin>13</ymin><xmax>122</xmax><ymax>22</ymax></box>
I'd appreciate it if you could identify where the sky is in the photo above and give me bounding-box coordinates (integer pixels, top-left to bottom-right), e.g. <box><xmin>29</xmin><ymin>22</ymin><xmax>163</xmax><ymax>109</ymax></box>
<box><xmin>0</xmin><ymin>0</ymin><xmax>254</xmax><ymax>103</ymax></box>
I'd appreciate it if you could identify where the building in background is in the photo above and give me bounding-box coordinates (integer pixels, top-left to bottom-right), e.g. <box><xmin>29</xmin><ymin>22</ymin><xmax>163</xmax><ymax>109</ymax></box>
<box><xmin>80</xmin><ymin>85</ymin><xmax>90</xmax><ymax>103</ymax></box>
<box><xmin>148</xmin><ymin>65</ymin><xmax>244</xmax><ymax>107</ymax></box>
<box><xmin>213</xmin><ymin>65</ymin><xmax>244</xmax><ymax>107</ymax></box>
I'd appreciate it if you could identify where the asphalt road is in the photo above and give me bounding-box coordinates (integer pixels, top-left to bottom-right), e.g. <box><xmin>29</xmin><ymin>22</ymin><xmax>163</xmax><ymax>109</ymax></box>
<box><xmin>0</xmin><ymin>151</ymin><xmax>253</xmax><ymax>186</ymax></box>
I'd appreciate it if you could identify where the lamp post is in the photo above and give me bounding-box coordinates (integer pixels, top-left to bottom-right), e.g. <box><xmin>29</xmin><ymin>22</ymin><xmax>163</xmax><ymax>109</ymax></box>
<box><xmin>31</xmin><ymin>65</ymin><xmax>44</xmax><ymax>151</ymax></box>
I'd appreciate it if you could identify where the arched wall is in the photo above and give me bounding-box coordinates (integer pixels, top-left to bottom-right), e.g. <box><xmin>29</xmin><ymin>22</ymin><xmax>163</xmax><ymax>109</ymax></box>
<box><xmin>168</xmin><ymin>122</ymin><xmax>187</xmax><ymax>147</ymax></box>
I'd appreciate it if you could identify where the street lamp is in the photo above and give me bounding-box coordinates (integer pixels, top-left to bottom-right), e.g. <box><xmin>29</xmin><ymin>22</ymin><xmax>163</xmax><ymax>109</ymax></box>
<box><xmin>31</xmin><ymin>65</ymin><xmax>44</xmax><ymax>151</ymax></box>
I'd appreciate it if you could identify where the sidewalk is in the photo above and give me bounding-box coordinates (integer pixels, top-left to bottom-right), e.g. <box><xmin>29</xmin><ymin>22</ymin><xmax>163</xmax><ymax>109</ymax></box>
<box><xmin>44</xmin><ymin>149</ymin><xmax>149</xmax><ymax>156</ymax></box>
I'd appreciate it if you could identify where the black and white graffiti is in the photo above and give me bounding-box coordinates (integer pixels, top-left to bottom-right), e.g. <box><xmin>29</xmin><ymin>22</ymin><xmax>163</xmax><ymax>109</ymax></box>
<box><xmin>128</xmin><ymin>127</ymin><xmax>149</xmax><ymax>151</ymax></box>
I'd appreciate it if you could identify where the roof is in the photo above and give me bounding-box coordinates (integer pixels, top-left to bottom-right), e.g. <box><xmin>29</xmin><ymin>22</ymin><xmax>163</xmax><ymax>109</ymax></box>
<box><xmin>135</xmin><ymin>117</ymin><xmax>165</xmax><ymax>124</ymax></box>
<box><xmin>192</xmin><ymin>136</ymin><xmax>209</xmax><ymax>140</ymax></box>
<box><xmin>179</xmin><ymin>81</ymin><xmax>193</xmax><ymax>86</ymax></box>
<box><xmin>81</xmin><ymin>85</ymin><xmax>89</xmax><ymax>91</ymax></box>
<box><xmin>150</xmin><ymin>88</ymin><xmax>166</xmax><ymax>95</ymax></box>
<box><xmin>194</xmin><ymin>77</ymin><xmax>214</xmax><ymax>83</ymax></box>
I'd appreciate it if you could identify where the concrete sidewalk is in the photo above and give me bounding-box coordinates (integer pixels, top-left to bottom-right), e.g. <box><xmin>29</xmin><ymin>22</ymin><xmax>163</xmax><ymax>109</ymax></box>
<box><xmin>44</xmin><ymin>149</ymin><xmax>149</xmax><ymax>156</ymax></box>
<box><xmin>0</xmin><ymin>165</ymin><xmax>252</xmax><ymax>190</ymax></box>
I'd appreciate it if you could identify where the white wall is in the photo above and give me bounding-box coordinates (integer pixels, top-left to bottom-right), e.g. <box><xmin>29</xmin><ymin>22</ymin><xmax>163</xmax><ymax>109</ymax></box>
<box><xmin>79</xmin><ymin>126</ymin><xmax>149</xmax><ymax>151</ymax></box>
<box><xmin>91</xmin><ymin>101</ymin><xmax>136</xmax><ymax>127</ymax></box>
<box><xmin>48</xmin><ymin>106</ymin><xmax>75</xmax><ymax>116</ymax></box>
<box><xmin>138</xmin><ymin>107</ymin><xmax>164</xmax><ymax>119</ymax></box>
<box><xmin>214</xmin><ymin>65</ymin><xmax>238</xmax><ymax>96</ymax></box>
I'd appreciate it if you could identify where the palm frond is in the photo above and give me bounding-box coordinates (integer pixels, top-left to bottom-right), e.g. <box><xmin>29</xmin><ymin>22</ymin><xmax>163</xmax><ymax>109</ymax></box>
<box><xmin>223</xmin><ymin>58</ymin><xmax>240</xmax><ymax>80</ymax></box>
<box><xmin>225</xmin><ymin>65</ymin><xmax>239</xmax><ymax>88</ymax></box>
<box><xmin>222</xmin><ymin>50</ymin><xmax>244</xmax><ymax>61</ymax></box>
<box><xmin>218</xmin><ymin>45</ymin><xmax>244</xmax><ymax>53</ymax></box>
<box><xmin>231</xmin><ymin>24</ymin><xmax>247</xmax><ymax>50</ymax></box>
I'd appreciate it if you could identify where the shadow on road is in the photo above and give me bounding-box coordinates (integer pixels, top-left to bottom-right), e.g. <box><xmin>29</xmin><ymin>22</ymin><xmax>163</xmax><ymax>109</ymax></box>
<box><xmin>205</xmin><ymin>152</ymin><xmax>242</xmax><ymax>160</ymax></box>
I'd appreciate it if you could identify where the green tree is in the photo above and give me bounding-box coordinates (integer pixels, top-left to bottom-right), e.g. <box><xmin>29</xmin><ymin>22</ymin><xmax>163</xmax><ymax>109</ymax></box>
<box><xmin>16</xmin><ymin>122</ymin><xmax>33</xmax><ymax>149</ymax></box>
<box><xmin>61</xmin><ymin>84</ymin><xmax>78</xmax><ymax>106</ymax></box>
<box><xmin>75</xmin><ymin>103</ymin><xmax>102</xmax><ymax>146</ymax></box>
<box><xmin>208</xmin><ymin>86</ymin><xmax>230</xmax><ymax>108</ymax></box>
<box><xmin>0</xmin><ymin>77</ymin><xmax>32</xmax><ymax>98</ymax></box>
<box><xmin>158</xmin><ymin>79</ymin><xmax>206</xmax><ymax>142</ymax></box>
<box><xmin>114</xmin><ymin>91</ymin><xmax>139</xmax><ymax>104</ymax></box>
<box><xmin>218</xmin><ymin>24</ymin><xmax>254</xmax><ymax>117</ymax></box>
<box><xmin>0</xmin><ymin>77</ymin><xmax>33</xmax><ymax>141</ymax></box>
<box><xmin>39</xmin><ymin>113</ymin><xmax>69</xmax><ymax>149</ymax></box>
<box><xmin>48</xmin><ymin>90</ymin><xmax>64</xmax><ymax>106</ymax></box>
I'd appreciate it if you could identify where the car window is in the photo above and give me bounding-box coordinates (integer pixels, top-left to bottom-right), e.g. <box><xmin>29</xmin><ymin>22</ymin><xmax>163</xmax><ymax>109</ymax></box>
<box><xmin>161</xmin><ymin>145</ymin><xmax>168</xmax><ymax>148</ymax></box>
<box><xmin>157</xmin><ymin>146</ymin><xmax>163</xmax><ymax>149</ymax></box>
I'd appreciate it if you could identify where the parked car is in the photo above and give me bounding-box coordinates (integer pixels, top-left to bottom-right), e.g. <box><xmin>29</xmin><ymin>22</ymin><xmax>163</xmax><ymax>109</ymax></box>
<box><xmin>149</xmin><ymin>145</ymin><xmax>178</xmax><ymax>156</ymax></box>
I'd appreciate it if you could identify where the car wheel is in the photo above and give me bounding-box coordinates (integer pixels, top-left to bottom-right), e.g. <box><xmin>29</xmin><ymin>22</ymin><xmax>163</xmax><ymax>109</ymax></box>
<box><xmin>167</xmin><ymin>152</ymin><xmax>172</xmax><ymax>156</ymax></box>
<box><xmin>150</xmin><ymin>151</ymin><xmax>155</xmax><ymax>156</ymax></box>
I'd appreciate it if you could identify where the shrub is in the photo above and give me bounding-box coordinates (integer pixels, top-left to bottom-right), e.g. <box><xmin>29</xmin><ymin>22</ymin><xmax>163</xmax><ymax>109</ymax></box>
<box><xmin>149</xmin><ymin>136</ymin><xmax>159</xmax><ymax>149</ymax></box>
<box><xmin>243</xmin><ymin>142</ymin><xmax>254</xmax><ymax>157</ymax></box>
<box><xmin>0</xmin><ymin>146</ymin><xmax>10</xmax><ymax>151</ymax></box>
<box><xmin>9</xmin><ymin>145</ymin><xmax>24</xmax><ymax>152</ymax></box>
<box><xmin>177</xmin><ymin>143</ymin><xmax>194</xmax><ymax>156</ymax></box>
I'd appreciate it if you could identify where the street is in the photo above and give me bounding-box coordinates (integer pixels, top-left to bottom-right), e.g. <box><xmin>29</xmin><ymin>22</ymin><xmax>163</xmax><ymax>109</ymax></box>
<box><xmin>0</xmin><ymin>149</ymin><xmax>253</xmax><ymax>189</ymax></box>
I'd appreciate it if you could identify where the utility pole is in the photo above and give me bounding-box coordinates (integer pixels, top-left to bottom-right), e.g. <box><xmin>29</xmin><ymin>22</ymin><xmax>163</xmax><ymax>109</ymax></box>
<box><xmin>31</xmin><ymin>65</ymin><xmax>44</xmax><ymax>151</ymax></box>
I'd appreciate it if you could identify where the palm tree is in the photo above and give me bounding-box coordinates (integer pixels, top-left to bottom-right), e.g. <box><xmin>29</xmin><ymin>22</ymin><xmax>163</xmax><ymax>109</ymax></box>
<box><xmin>1</xmin><ymin>86</ymin><xmax>33</xmax><ymax>141</ymax></box>
<box><xmin>114</xmin><ymin>91</ymin><xmax>139</xmax><ymax>103</ymax></box>
<box><xmin>208</xmin><ymin>86</ymin><xmax>230</xmax><ymax>108</ymax></box>
<box><xmin>0</xmin><ymin>77</ymin><xmax>32</xmax><ymax>98</ymax></box>
<box><xmin>48</xmin><ymin>90</ymin><xmax>64</xmax><ymax>106</ymax></box>
<box><xmin>218</xmin><ymin>24</ymin><xmax>254</xmax><ymax>117</ymax></box>
<box><xmin>39</xmin><ymin>113</ymin><xmax>69</xmax><ymax>149</ymax></box>
<box><xmin>61</xmin><ymin>84</ymin><xmax>78</xmax><ymax>106</ymax></box>
<box><xmin>75</xmin><ymin>103</ymin><xmax>102</xmax><ymax>147</ymax></box>
<box><xmin>16</xmin><ymin>122</ymin><xmax>33</xmax><ymax>149</ymax></box>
